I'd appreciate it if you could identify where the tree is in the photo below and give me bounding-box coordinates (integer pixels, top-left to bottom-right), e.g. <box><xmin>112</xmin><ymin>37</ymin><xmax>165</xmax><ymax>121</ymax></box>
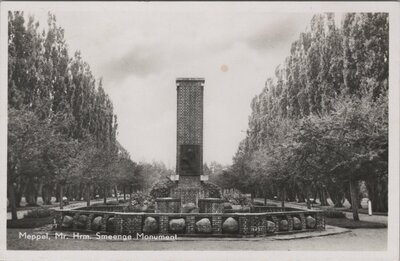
<box><xmin>8</xmin><ymin>12</ymin><xmax>124</xmax><ymax>210</ymax></box>
<box><xmin>225</xmin><ymin>13</ymin><xmax>388</xmax><ymax>218</ymax></box>
<box><xmin>7</xmin><ymin>108</ymin><xmax>50</xmax><ymax>219</ymax></box>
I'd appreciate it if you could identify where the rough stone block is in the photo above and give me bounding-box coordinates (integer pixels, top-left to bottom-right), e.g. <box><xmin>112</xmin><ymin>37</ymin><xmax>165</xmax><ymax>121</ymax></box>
<box><xmin>76</xmin><ymin>215</ymin><xmax>88</xmax><ymax>229</ymax></box>
<box><xmin>279</xmin><ymin>219</ymin><xmax>289</xmax><ymax>231</ymax></box>
<box><xmin>306</xmin><ymin>216</ymin><xmax>316</xmax><ymax>228</ymax></box>
<box><xmin>169</xmin><ymin>218</ymin><xmax>186</xmax><ymax>233</ymax></box>
<box><xmin>266</xmin><ymin>220</ymin><xmax>276</xmax><ymax>233</ymax></box>
<box><xmin>222</xmin><ymin>217</ymin><xmax>239</xmax><ymax>233</ymax></box>
<box><xmin>195</xmin><ymin>218</ymin><xmax>212</xmax><ymax>233</ymax></box>
<box><xmin>143</xmin><ymin>217</ymin><xmax>158</xmax><ymax>234</ymax></box>
<box><xmin>293</xmin><ymin>217</ymin><xmax>302</xmax><ymax>230</ymax></box>
<box><xmin>91</xmin><ymin>216</ymin><xmax>103</xmax><ymax>231</ymax></box>
<box><xmin>61</xmin><ymin>215</ymin><xmax>73</xmax><ymax>228</ymax></box>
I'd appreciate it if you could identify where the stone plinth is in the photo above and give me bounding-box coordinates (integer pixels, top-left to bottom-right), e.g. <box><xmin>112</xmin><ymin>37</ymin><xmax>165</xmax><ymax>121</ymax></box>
<box><xmin>155</xmin><ymin>198</ymin><xmax>181</xmax><ymax>213</ymax></box>
<box><xmin>198</xmin><ymin>198</ymin><xmax>224</xmax><ymax>213</ymax></box>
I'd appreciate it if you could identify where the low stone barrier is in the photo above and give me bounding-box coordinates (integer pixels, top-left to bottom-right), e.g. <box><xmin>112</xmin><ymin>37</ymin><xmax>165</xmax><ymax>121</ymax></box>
<box><xmin>155</xmin><ymin>198</ymin><xmax>181</xmax><ymax>213</ymax></box>
<box><xmin>55</xmin><ymin>208</ymin><xmax>325</xmax><ymax>237</ymax></box>
<box><xmin>198</xmin><ymin>198</ymin><xmax>224</xmax><ymax>213</ymax></box>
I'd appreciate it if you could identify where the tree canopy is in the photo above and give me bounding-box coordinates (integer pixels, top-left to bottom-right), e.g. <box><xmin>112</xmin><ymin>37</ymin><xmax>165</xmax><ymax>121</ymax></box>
<box><xmin>224</xmin><ymin>13</ymin><xmax>388</xmax><ymax>214</ymax></box>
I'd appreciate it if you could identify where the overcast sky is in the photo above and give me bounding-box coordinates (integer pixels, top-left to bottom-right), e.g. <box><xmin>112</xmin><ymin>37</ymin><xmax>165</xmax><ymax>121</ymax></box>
<box><xmin>21</xmin><ymin>4</ymin><xmax>314</xmax><ymax>167</ymax></box>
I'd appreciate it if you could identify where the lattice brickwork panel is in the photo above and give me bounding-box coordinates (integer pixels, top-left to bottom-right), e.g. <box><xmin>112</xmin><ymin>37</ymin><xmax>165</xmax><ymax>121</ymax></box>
<box><xmin>176</xmin><ymin>78</ymin><xmax>204</xmax><ymax>176</ymax></box>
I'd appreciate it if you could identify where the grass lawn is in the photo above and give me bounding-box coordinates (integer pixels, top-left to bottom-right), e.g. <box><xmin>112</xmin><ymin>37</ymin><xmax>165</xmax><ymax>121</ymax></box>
<box><xmin>326</xmin><ymin>217</ymin><xmax>387</xmax><ymax>229</ymax></box>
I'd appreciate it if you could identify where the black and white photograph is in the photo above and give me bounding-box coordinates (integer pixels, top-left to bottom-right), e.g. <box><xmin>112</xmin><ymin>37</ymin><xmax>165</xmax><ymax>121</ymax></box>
<box><xmin>0</xmin><ymin>2</ymin><xmax>399</xmax><ymax>261</ymax></box>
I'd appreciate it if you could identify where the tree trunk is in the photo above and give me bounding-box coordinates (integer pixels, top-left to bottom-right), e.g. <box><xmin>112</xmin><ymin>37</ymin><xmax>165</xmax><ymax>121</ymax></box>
<box><xmin>78</xmin><ymin>183</ymin><xmax>84</xmax><ymax>201</ymax></box>
<box><xmin>8</xmin><ymin>182</ymin><xmax>18</xmax><ymax>220</ymax></box>
<box><xmin>55</xmin><ymin>184</ymin><xmax>60</xmax><ymax>203</ymax></box>
<box><xmin>15</xmin><ymin>187</ymin><xmax>23</xmax><ymax>207</ymax></box>
<box><xmin>297</xmin><ymin>191</ymin><xmax>305</xmax><ymax>203</ymax></box>
<box><xmin>114</xmin><ymin>186</ymin><xmax>118</xmax><ymax>201</ymax></box>
<box><xmin>25</xmin><ymin>179</ymin><xmax>38</xmax><ymax>206</ymax></box>
<box><xmin>319</xmin><ymin>187</ymin><xmax>328</xmax><ymax>206</ymax></box>
<box><xmin>312</xmin><ymin>189</ymin><xmax>318</xmax><ymax>204</ymax></box>
<box><xmin>264</xmin><ymin>191</ymin><xmax>267</xmax><ymax>206</ymax></box>
<box><xmin>86</xmin><ymin>183</ymin><xmax>91</xmax><ymax>207</ymax></box>
<box><xmin>281</xmin><ymin>187</ymin><xmax>285</xmax><ymax>208</ymax></box>
<box><xmin>42</xmin><ymin>184</ymin><xmax>52</xmax><ymax>205</ymax></box>
<box><xmin>334</xmin><ymin>191</ymin><xmax>343</xmax><ymax>207</ymax></box>
<box><xmin>349</xmin><ymin>180</ymin><xmax>360</xmax><ymax>221</ymax></box>
<box><xmin>367</xmin><ymin>179</ymin><xmax>388</xmax><ymax>213</ymax></box>
<box><xmin>123</xmin><ymin>186</ymin><xmax>126</xmax><ymax>201</ymax></box>
<box><xmin>103</xmin><ymin>185</ymin><xmax>107</xmax><ymax>204</ymax></box>
<box><xmin>59</xmin><ymin>183</ymin><xmax>64</xmax><ymax>210</ymax></box>
<box><xmin>305</xmin><ymin>186</ymin><xmax>311</xmax><ymax>209</ymax></box>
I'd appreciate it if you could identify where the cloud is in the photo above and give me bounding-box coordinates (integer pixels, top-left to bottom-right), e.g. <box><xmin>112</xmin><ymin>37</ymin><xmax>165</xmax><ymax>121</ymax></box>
<box><xmin>99</xmin><ymin>44</ymin><xmax>165</xmax><ymax>82</ymax></box>
<box><xmin>244</xmin><ymin>15</ymin><xmax>312</xmax><ymax>51</ymax></box>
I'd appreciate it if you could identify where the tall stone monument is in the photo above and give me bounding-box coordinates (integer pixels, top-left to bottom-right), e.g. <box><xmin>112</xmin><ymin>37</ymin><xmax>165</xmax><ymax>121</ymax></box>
<box><xmin>156</xmin><ymin>77</ymin><xmax>222</xmax><ymax>214</ymax></box>
<box><xmin>173</xmin><ymin>78</ymin><xmax>206</xmax><ymax>207</ymax></box>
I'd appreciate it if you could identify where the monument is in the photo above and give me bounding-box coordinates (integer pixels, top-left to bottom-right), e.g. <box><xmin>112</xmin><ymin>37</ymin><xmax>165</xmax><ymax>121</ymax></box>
<box><xmin>56</xmin><ymin>78</ymin><xmax>325</xmax><ymax>237</ymax></box>
<box><xmin>155</xmin><ymin>78</ymin><xmax>224</xmax><ymax>213</ymax></box>
<box><xmin>176</xmin><ymin>78</ymin><xmax>204</xmax><ymax>178</ymax></box>
<box><xmin>174</xmin><ymin>78</ymin><xmax>207</xmax><ymax>207</ymax></box>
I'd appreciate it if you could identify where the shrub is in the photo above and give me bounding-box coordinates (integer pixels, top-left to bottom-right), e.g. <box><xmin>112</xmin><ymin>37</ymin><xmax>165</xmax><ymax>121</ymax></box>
<box><xmin>130</xmin><ymin>191</ymin><xmax>153</xmax><ymax>205</ymax></box>
<box><xmin>201</xmin><ymin>181</ymin><xmax>222</xmax><ymax>198</ymax></box>
<box><xmin>149</xmin><ymin>179</ymin><xmax>175</xmax><ymax>198</ymax></box>
<box><xmin>124</xmin><ymin>191</ymin><xmax>155</xmax><ymax>213</ymax></box>
<box><xmin>24</xmin><ymin>208</ymin><xmax>53</xmax><ymax>219</ymax></box>
<box><xmin>222</xmin><ymin>190</ymin><xmax>251</xmax><ymax>206</ymax></box>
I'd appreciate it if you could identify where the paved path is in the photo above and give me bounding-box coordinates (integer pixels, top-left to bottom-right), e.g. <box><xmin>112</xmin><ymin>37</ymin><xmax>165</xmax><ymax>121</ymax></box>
<box><xmin>255</xmin><ymin>199</ymin><xmax>388</xmax><ymax>225</ymax></box>
<box><xmin>7</xmin><ymin>198</ymin><xmax>116</xmax><ymax>220</ymax></box>
<box><xmin>7</xmin><ymin>228</ymin><xmax>386</xmax><ymax>251</ymax></box>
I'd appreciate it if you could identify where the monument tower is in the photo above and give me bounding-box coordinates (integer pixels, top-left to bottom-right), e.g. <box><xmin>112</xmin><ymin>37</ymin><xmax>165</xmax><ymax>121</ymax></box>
<box><xmin>174</xmin><ymin>78</ymin><xmax>207</xmax><ymax>206</ymax></box>
<box><xmin>155</xmin><ymin>77</ymin><xmax>223</xmax><ymax>213</ymax></box>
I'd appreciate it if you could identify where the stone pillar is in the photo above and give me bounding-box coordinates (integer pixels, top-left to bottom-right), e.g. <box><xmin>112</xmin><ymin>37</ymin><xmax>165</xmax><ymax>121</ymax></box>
<box><xmin>299</xmin><ymin>213</ymin><xmax>307</xmax><ymax>230</ymax></box>
<box><xmin>212</xmin><ymin>216</ymin><xmax>222</xmax><ymax>234</ymax></box>
<box><xmin>239</xmin><ymin>216</ymin><xmax>249</xmax><ymax>236</ymax></box>
<box><xmin>159</xmin><ymin>216</ymin><xmax>169</xmax><ymax>234</ymax></box>
<box><xmin>131</xmin><ymin>216</ymin><xmax>142</xmax><ymax>235</ymax></box>
<box><xmin>260</xmin><ymin>216</ymin><xmax>268</xmax><ymax>236</ymax></box>
<box><xmin>176</xmin><ymin>78</ymin><xmax>204</xmax><ymax>177</ymax></box>
<box><xmin>87</xmin><ymin>214</ymin><xmax>94</xmax><ymax>230</ymax></box>
<box><xmin>102</xmin><ymin>214</ymin><xmax>109</xmax><ymax>233</ymax></box>
<box><xmin>186</xmin><ymin>216</ymin><xmax>196</xmax><ymax>234</ymax></box>
<box><xmin>115</xmin><ymin>215</ymin><xmax>123</xmax><ymax>234</ymax></box>
<box><xmin>176</xmin><ymin>78</ymin><xmax>205</xmax><ymax>208</ymax></box>
<box><xmin>286</xmin><ymin>214</ymin><xmax>294</xmax><ymax>232</ymax></box>
<box><xmin>316</xmin><ymin>212</ymin><xmax>325</xmax><ymax>230</ymax></box>
<box><xmin>72</xmin><ymin>212</ymin><xmax>79</xmax><ymax>230</ymax></box>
